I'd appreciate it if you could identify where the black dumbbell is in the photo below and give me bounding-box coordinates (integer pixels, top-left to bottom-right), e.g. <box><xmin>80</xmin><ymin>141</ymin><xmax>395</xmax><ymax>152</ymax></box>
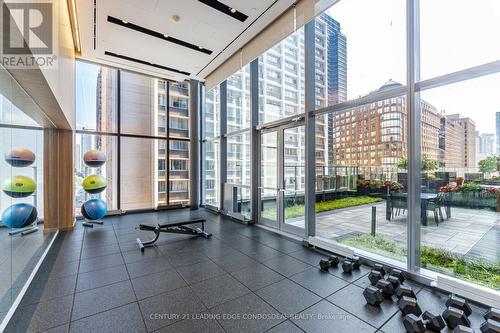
<box><xmin>319</xmin><ymin>256</ymin><xmax>339</xmax><ymax>271</ymax></box>
<box><xmin>453</xmin><ymin>325</ymin><xmax>475</xmax><ymax>333</ymax></box>
<box><xmin>446</xmin><ymin>295</ymin><xmax>472</xmax><ymax>317</ymax></box>
<box><xmin>352</xmin><ymin>257</ymin><xmax>361</xmax><ymax>269</ymax></box>
<box><xmin>395</xmin><ymin>285</ymin><xmax>416</xmax><ymax>300</ymax></box>
<box><xmin>389</xmin><ymin>268</ymin><xmax>406</xmax><ymax>283</ymax></box>
<box><xmin>368</xmin><ymin>269</ymin><xmax>384</xmax><ymax>286</ymax></box>
<box><xmin>484</xmin><ymin>308</ymin><xmax>500</xmax><ymax>322</ymax></box>
<box><xmin>398</xmin><ymin>296</ymin><xmax>422</xmax><ymax>316</ymax></box>
<box><xmin>373</xmin><ymin>263</ymin><xmax>386</xmax><ymax>276</ymax></box>
<box><xmin>403</xmin><ymin>311</ymin><xmax>446</xmax><ymax>333</ymax></box>
<box><xmin>342</xmin><ymin>260</ymin><xmax>354</xmax><ymax>273</ymax></box>
<box><xmin>443</xmin><ymin>307</ymin><xmax>471</xmax><ymax>329</ymax></box>
<box><xmin>480</xmin><ymin>319</ymin><xmax>500</xmax><ymax>333</ymax></box>
<box><xmin>375</xmin><ymin>279</ymin><xmax>395</xmax><ymax>299</ymax></box>
<box><xmin>387</xmin><ymin>274</ymin><xmax>401</xmax><ymax>289</ymax></box>
<box><xmin>363</xmin><ymin>285</ymin><xmax>384</xmax><ymax>306</ymax></box>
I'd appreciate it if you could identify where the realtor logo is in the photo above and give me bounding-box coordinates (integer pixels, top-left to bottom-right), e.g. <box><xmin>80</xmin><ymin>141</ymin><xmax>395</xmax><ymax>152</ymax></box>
<box><xmin>1</xmin><ymin>1</ymin><xmax>57</xmax><ymax>68</ymax></box>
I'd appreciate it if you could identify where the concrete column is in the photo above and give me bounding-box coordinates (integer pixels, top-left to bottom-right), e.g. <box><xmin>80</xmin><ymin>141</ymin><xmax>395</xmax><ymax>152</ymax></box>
<box><xmin>189</xmin><ymin>79</ymin><xmax>201</xmax><ymax>209</ymax></box>
<box><xmin>219</xmin><ymin>81</ymin><xmax>228</xmax><ymax>209</ymax></box>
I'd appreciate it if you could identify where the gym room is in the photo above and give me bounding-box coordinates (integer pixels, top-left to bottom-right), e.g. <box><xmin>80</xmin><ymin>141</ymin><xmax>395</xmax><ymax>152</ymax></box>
<box><xmin>0</xmin><ymin>0</ymin><xmax>499</xmax><ymax>332</ymax></box>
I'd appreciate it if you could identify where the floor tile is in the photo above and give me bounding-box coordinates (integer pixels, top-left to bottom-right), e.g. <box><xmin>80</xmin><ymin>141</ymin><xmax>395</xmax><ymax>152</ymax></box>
<box><xmin>191</xmin><ymin>274</ymin><xmax>251</xmax><ymax>309</ymax></box>
<box><xmin>328</xmin><ymin>263</ymin><xmax>371</xmax><ymax>282</ymax></box>
<box><xmin>131</xmin><ymin>269</ymin><xmax>186</xmax><ymax>300</ymax></box>
<box><xmin>211</xmin><ymin>293</ymin><xmax>284</xmax><ymax>333</ymax></box>
<box><xmin>126</xmin><ymin>255</ymin><xmax>173</xmax><ymax>279</ymax></box>
<box><xmin>256</xmin><ymin>279</ymin><xmax>321</xmax><ymax>315</ymax></box>
<box><xmin>262</xmin><ymin>255</ymin><xmax>311</xmax><ymax>277</ymax></box>
<box><xmin>290</xmin><ymin>268</ymin><xmax>349</xmax><ymax>297</ymax></box>
<box><xmin>78</xmin><ymin>253</ymin><xmax>124</xmax><ymax>274</ymax></box>
<box><xmin>139</xmin><ymin>286</ymin><xmax>207</xmax><ymax>332</ymax></box>
<box><xmin>76</xmin><ymin>265</ymin><xmax>129</xmax><ymax>292</ymax></box>
<box><xmin>80</xmin><ymin>243</ymin><xmax>121</xmax><ymax>260</ymax></box>
<box><xmin>5</xmin><ymin>295</ymin><xmax>73</xmax><ymax>333</ymax></box>
<box><xmin>176</xmin><ymin>260</ymin><xmax>226</xmax><ymax>284</ymax></box>
<box><xmin>210</xmin><ymin>252</ymin><xmax>259</xmax><ymax>272</ymax></box>
<box><xmin>288</xmin><ymin>248</ymin><xmax>327</xmax><ymax>266</ymax></box>
<box><xmin>292</xmin><ymin>300</ymin><xmax>377</xmax><ymax>333</ymax></box>
<box><xmin>153</xmin><ymin>315</ymin><xmax>224</xmax><ymax>333</ymax></box>
<box><xmin>72</xmin><ymin>280</ymin><xmax>136</xmax><ymax>320</ymax></box>
<box><xmin>20</xmin><ymin>274</ymin><xmax>77</xmax><ymax>306</ymax></box>
<box><xmin>40</xmin><ymin>324</ymin><xmax>69</xmax><ymax>333</ymax></box>
<box><xmin>69</xmin><ymin>302</ymin><xmax>146</xmax><ymax>333</ymax></box>
<box><xmin>231</xmin><ymin>263</ymin><xmax>285</xmax><ymax>291</ymax></box>
<box><xmin>327</xmin><ymin>284</ymin><xmax>398</xmax><ymax>328</ymax></box>
<box><xmin>266</xmin><ymin>320</ymin><xmax>304</xmax><ymax>333</ymax></box>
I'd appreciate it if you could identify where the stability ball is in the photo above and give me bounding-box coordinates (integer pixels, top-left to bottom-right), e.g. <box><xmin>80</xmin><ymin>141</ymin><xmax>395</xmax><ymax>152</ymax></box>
<box><xmin>81</xmin><ymin>198</ymin><xmax>107</xmax><ymax>220</ymax></box>
<box><xmin>83</xmin><ymin>150</ymin><xmax>106</xmax><ymax>168</ymax></box>
<box><xmin>82</xmin><ymin>175</ymin><xmax>107</xmax><ymax>194</ymax></box>
<box><xmin>4</xmin><ymin>147</ymin><xmax>35</xmax><ymax>167</ymax></box>
<box><xmin>1</xmin><ymin>203</ymin><xmax>38</xmax><ymax>228</ymax></box>
<box><xmin>2</xmin><ymin>175</ymin><xmax>36</xmax><ymax>198</ymax></box>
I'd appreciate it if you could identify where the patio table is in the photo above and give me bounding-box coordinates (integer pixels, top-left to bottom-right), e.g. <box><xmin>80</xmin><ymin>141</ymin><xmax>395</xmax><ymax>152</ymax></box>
<box><xmin>386</xmin><ymin>192</ymin><xmax>442</xmax><ymax>226</ymax></box>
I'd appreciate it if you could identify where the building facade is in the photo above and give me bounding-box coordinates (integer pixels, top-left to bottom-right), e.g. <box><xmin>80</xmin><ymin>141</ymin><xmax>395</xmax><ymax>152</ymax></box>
<box><xmin>476</xmin><ymin>132</ymin><xmax>495</xmax><ymax>163</ymax></box>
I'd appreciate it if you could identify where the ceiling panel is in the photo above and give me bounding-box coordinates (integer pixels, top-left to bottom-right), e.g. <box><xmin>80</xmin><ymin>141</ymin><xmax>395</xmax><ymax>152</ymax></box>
<box><xmin>76</xmin><ymin>0</ymin><xmax>294</xmax><ymax>82</ymax></box>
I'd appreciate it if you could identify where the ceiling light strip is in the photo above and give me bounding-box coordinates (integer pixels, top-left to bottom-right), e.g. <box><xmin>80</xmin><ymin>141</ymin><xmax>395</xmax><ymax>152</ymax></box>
<box><xmin>198</xmin><ymin>0</ymin><xmax>248</xmax><ymax>22</ymax></box>
<box><xmin>107</xmin><ymin>16</ymin><xmax>212</xmax><ymax>55</ymax></box>
<box><xmin>104</xmin><ymin>51</ymin><xmax>191</xmax><ymax>76</ymax></box>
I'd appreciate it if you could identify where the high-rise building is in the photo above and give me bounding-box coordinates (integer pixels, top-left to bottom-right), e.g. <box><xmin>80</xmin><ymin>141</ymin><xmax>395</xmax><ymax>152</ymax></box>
<box><xmin>475</xmin><ymin>132</ymin><xmax>495</xmax><ymax>163</ymax></box>
<box><xmin>318</xmin><ymin>13</ymin><xmax>348</xmax><ymax>166</ymax></box>
<box><xmin>440</xmin><ymin>117</ymin><xmax>465</xmax><ymax>169</ymax></box>
<box><xmin>496</xmin><ymin>112</ymin><xmax>500</xmax><ymax>155</ymax></box>
<box><xmin>446</xmin><ymin>114</ymin><xmax>476</xmax><ymax>169</ymax></box>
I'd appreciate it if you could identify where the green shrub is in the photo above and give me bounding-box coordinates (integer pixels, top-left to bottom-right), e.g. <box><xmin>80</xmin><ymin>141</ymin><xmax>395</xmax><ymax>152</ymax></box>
<box><xmin>338</xmin><ymin>234</ymin><xmax>500</xmax><ymax>290</ymax></box>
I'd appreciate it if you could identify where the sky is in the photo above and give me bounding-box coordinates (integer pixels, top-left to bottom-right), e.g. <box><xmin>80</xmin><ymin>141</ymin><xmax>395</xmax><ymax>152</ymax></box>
<box><xmin>76</xmin><ymin>61</ymin><xmax>100</xmax><ymax>130</ymax></box>
<box><xmin>326</xmin><ymin>0</ymin><xmax>500</xmax><ymax>134</ymax></box>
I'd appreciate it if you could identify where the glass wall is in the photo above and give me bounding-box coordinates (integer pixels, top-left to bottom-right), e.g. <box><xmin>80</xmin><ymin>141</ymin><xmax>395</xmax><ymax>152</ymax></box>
<box><xmin>0</xmin><ymin>66</ymin><xmax>55</xmax><ymax>323</ymax></box>
<box><xmin>75</xmin><ymin>61</ymin><xmax>191</xmax><ymax>213</ymax></box>
<box><xmin>201</xmin><ymin>0</ymin><xmax>500</xmax><ymax>293</ymax></box>
<box><xmin>202</xmin><ymin>86</ymin><xmax>221</xmax><ymax>207</ymax></box>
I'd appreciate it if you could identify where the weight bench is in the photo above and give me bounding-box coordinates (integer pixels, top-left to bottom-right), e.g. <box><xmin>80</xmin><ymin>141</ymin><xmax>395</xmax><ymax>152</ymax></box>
<box><xmin>136</xmin><ymin>218</ymin><xmax>211</xmax><ymax>252</ymax></box>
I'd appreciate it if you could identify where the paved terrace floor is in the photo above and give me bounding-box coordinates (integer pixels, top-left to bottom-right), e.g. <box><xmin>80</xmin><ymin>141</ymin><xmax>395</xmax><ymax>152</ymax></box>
<box><xmin>289</xmin><ymin>202</ymin><xmax>500</xmax><ymax>262</ymax></box>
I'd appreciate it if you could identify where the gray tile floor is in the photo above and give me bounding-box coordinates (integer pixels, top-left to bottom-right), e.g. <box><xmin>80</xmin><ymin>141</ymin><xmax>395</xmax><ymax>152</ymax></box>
<box><xmin>4</xmin><ymin>209</ymin><xmax>490</xmax><ymax>333</ymax></box>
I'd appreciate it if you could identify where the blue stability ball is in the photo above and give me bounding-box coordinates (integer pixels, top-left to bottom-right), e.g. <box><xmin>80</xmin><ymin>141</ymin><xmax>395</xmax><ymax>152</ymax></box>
<box><xmin>81</xmin><ymin>198</ymin><xmax>107</xmax><ymax>220</ymax></box>
<box><xmin>5</xmin><ymin>147</ymin><xmax>36</xmax><ymax>167</ymax></box>
<box><xmin>1</xmin><ymin>203</ymin><xmax>38</xmax><ymax>228</ymax></box>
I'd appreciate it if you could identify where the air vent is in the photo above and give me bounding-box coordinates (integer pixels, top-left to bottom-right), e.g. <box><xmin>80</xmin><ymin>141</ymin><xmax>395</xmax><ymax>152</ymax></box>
<box><xmin>104</xmin><ymin>51</ymin><xmax>190</xmax><ymax>76</ymax></box>
<box><xmin>198</xmin><ymin>0</ymin><xmax>248</xmax><ymax>22</ymax></box>
<box><xmin>107</xmin><ymin>16</ymin><xmax>212</xmax><ymax>55</ymax></box>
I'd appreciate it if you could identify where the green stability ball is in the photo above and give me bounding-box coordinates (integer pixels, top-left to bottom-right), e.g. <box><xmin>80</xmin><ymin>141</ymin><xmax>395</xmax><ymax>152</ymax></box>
<box><xmin>5</xmin><ymin>147</ymin><xmax>36</xmax><ymax>167</ymax></box>
<box><xmin>2</xmin><ymin>175</ymin><xmax>36</xmax><ymax>198</ymax></box>
<box><xmin>82</xmin><ymin>175</ymin><xmax>107</xmax><ymax>194</ymax></box>
<box><xmin>83</xmin><ymin>150</ymin><xmax>106</xmax><ymax>168</ymax></box>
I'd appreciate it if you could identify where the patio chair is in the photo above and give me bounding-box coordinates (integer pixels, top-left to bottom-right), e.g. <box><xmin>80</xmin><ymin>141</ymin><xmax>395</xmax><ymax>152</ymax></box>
<box><xmin>426</xmin><ymin>194</ymin><xmax>446</xmax><ymax>225</ymax></box>
<box><xmin>390</xmin><ymin>194</ymin><xmax>407</xmax><ymax>219</ymax></box>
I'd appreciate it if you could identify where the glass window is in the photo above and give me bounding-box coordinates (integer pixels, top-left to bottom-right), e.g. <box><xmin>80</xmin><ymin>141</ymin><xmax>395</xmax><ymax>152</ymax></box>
<box><xmin>75</xmin><ymin>134</ymin><xmax>118</xmax><ymax>214</ymax></box>
<box><xmin>204</xmin><ymin>86</ymin><xmax>220</xmax><ymax>138</ymax></box>
<box><xmin>203</xmin><ymin>140</ymin><xmax>220</xmax><ymax>207</ymax></box>
<box><xmin>76</xmin><ymin>61</ymin><xmax>118</xmax><ymax>132</ymax></box>
<box><xmin>320</xmin><ymin>0</ymin><xmax>405</xmax><ymax>107</ymax></box>
<box><xmin>169</xmin><ymin>140</ymin><xmax>190</xmax><ymax>205</ymax></box>
<box><xmin>417</xmin><ymin>72</ymin><xmax>500</xmax><ymax>289</ymax></box>
<box><xmin>226</xmin><ymin>65</ymin><xmax>251</xmax><ymax>132</ymax></box>
<box><xmin>420</xmin><ymin>0</ymin><xmax>500</xmax><ymax>79</ymax></box>
<box><xmin>316</xmin><ymin>95</ymin><xmax>407</xmax><ymax>264</ymax></box>
<box><xmin>226</xmin><ymin>132</ymin><xmax>251</xmax><ymax>186</ymax></box>
<box><xmin>120</xmin><ymin>71</ymin><xmax>157</xmax><ymax>136</ymax></box>
<box><xmin>259</xmin><ymin>27</ymin><xmax>305</xmax><ymax>124</ymax></box>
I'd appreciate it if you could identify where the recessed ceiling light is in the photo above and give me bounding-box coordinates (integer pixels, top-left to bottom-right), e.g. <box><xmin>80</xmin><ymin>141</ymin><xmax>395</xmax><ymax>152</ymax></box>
<box><xmin>163</xmin><ymin>34</ymin><xmax>168</xmax><ymax>38</ymax></box>
<box><xmin>198</xmin><ymin>46</ymin><xmax>203</xmax><ymax>49</ymax></box>
<box><xmin>230</xmin><ymin>8</ymin><xmax>236</xmax><ymax>13</ymax></box>
<box><xmin>171</xmin><ymin>15</ymin><xmax>180</xmax><ymax>23</ymax></box>
<box><xmin>122</xmin><ymin>20</ymin><xmax>128</xmax><ymax>24</ymax></box>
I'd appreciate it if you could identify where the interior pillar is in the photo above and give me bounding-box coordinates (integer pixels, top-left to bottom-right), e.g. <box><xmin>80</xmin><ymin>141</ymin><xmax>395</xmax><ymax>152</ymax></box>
<box><xmin>43</xmin><ymin>128</ymin><xmax>75</xmax><ymax>230</ymax></box>
<box><xmin>189</xmin><ymin>79</ymin><xmax>201</xmax><ymax>209</ymax></box>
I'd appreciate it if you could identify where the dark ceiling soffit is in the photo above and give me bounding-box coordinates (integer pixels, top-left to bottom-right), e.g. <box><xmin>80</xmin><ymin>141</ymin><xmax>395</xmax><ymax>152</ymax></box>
<box><xmin>198</xmin><ymin>0</ymin><xmax>248</xmax><ymax>22</ymax></box>
<box><xmin>107</xmin><ymin>16</ymin><xmax>212</xmax><ymax>55</ymax></box>
<box><xmin>104</xmin><ymin>51</ymin><xmax>191</xmax><ymax>76</ymax></box>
